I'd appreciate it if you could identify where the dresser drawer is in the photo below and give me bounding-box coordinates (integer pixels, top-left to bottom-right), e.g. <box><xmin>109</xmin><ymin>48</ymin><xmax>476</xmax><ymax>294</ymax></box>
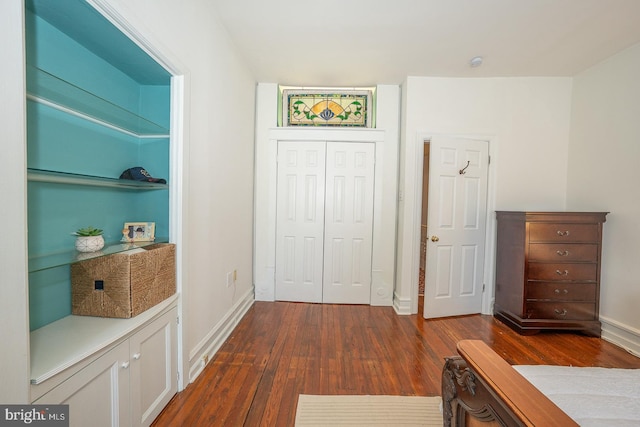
<box><xmin>529</xmin><ymin>223</ymin><xmax>599</xmax><ymax>243</ymax></box>
<box><xmin>529</xmin><ymin>244</ymin><xmax>598</xmax><ymax>262</ymax></box>
<box><xmin>528</xmin><ymin>262</ymin><xmax>597</xmax><ymax>281</ymax></box>
<box><xmin>526</xmin><ymin>302</ymin><xmax>596</xmax><ymax>320</ymax></box>
<box><xmin>526</xmin><ymin>282</ymin><xmax>597</xmax><ymax>301</ymax></box>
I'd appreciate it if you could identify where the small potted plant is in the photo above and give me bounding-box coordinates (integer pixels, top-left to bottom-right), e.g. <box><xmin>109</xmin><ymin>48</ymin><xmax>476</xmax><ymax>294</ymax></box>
<box><xmin>73</xmin><ymin>226</ymin><xmax>105</xmax><ymax>253</ymax></box>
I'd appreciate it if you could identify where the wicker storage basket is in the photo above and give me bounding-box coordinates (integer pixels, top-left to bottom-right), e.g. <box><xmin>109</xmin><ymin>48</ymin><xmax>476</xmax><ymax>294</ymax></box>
<box><xmin>71</xmin><ymin>243</ymin><xmax>176</xmax><ymax>318</ymax></box>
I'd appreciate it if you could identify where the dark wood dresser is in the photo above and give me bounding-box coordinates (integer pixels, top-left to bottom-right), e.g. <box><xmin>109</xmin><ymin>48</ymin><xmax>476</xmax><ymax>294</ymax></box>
<box><xmin>494</xmin><ymin>211</ymin><xmax>608</xmax><ymax>337</ymax></box>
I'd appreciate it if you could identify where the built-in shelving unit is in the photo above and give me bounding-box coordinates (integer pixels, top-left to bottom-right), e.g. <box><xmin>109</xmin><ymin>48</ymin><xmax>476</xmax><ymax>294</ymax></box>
<box><xmin>24</xmin><ymin>2</ymin><xmax>179</xmax><ymax>420</ymax></box>
<box><xmin>26</xmin><ymin>0</ymin><xmax>172</xmax><ymax>343</ymax></box>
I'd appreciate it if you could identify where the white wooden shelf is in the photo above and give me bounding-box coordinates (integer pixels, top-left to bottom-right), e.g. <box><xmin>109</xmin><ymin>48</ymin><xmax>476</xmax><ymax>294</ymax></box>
<box><xmin>29</xmin><ymin>294</ymin><xmax>179</xmax><ymax>385</ymax></box>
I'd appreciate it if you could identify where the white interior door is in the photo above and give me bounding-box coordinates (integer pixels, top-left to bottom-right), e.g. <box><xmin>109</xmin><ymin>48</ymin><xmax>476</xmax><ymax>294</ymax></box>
<box><xmin>275</xmin><ymin>141</ymin><xmax>326</xmax><ymax>303</ymax></box>
<box><xmin>423</xmin><ymin>136</ymin><xmax>489</xmax><ymax>318</ymax></box>
<box><xmin>323</xmin><ymin>142</ymin><xmax>375</xmax><ymax>304</ymax></box>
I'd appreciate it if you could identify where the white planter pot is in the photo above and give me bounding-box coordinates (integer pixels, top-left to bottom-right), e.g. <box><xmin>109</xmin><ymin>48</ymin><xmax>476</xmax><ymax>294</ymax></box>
<box><xmin>75</xmin><ymin>235</ymin><xmax>105</xmax><ymax>253</ymax></box>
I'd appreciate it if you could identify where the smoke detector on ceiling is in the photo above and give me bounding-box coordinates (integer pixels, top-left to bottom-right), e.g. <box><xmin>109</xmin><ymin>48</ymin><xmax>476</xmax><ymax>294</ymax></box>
<box><xmin>469</xmin><ymin>56</ymin><xmax>483</xmax><ymax>68</ymax></box>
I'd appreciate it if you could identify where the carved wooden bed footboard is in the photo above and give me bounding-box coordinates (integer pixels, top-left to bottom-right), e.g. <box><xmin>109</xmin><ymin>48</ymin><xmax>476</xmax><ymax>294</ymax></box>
<box><xmin>442</xmin><ymin>340</ymin><xmax>578</xmax><ymax>427</ymax></box>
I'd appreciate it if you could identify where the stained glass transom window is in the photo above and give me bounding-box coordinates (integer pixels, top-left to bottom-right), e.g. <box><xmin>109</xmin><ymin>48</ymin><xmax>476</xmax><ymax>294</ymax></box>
<box><xmin>282</xmin><ymin>89</ymin><xmax>373</xmax><ymax>127</ymax></box>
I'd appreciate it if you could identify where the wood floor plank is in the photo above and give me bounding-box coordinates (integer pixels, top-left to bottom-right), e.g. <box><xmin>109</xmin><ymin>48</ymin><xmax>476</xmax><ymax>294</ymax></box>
<box><xmin>152</xmin><ymin>301</ymin><xmax>640</xmax><ymax>427</ymax></box>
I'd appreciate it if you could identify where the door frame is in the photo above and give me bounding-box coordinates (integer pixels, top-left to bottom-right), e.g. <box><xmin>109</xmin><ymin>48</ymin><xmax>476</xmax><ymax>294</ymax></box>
<box><xmin>255</xmin><ymin>127</ymin><xmax>393</xmax><ymax>306</ymax></box>
<box><xmin>411</xmin><ymin>132</ymin><xmax>499</xmax><ymax>315</ymax></box>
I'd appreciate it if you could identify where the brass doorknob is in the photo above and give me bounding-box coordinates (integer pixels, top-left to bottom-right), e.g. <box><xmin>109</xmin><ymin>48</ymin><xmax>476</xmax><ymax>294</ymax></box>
<box><xmin>431</xmin><ymin>236</ymin><xmax>439</xmax><ymax>242</ymax></box>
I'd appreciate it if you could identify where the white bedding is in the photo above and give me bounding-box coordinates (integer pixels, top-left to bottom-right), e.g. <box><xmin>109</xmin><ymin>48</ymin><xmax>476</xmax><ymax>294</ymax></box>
<box><xmin>514</xmin><ymin>365</ymin><xmax>640</xmax><ymax>427</ymax></box>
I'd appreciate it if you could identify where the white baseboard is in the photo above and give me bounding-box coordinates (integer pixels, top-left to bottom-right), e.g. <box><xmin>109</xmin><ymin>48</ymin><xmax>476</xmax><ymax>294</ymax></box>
<box><xmin>188</xmin><ymin>287</ymin><xmax>255</xmax><ymax>382</ymax></box>
<box><xmin>393</xmin><ymin>291</ymin><xmax>413</xmax><ymax>315</ymax></box>
<box><xmin>600</xmin><ymin>315</ymin><xmax>640</xmax><ymax>358</ymax></box>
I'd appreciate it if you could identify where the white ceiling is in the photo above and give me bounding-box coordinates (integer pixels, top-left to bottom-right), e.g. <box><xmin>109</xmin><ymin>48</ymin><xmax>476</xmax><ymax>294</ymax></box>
<box><xmin>212</xmin><ymin>0</ymin><xmax>640</xmax><ymax>86</ymax></box>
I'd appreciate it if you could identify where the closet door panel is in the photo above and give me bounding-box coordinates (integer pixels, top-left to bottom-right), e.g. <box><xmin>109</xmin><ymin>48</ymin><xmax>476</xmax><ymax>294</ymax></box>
<box><xmin>323</xmin><ymin>142</ymin><xmax>375</xmax><ymax>304</ymax></box>
<box><xmin>275</xmin><ymin>141</ymin><xmax>326</xmax><ymax>303</ymax></box>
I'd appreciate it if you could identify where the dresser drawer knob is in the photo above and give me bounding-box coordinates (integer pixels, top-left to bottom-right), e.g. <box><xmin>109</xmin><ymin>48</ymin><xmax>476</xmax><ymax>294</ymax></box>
<box><xmin>555</xmin><ymin>269</ymin><xmax>569</xmax><ymax>276</ymax></box>
<box><xmin>557</xmin><ymin>230</ymin><xmax>570</xmax><ymax>236</ymax></box>
<box><xmin>554</xmin><ymin>288</ymin><xmax>569</xmax><ymax>294</ymax></box>
<box><xmin>556</xmin><ymin>250</ymin><xmax>569</xmax><ymax>256</ymax></box>
<box><xmin>554</xmin><ymin>308</ymin><xmax>568</xmax><ymax>316</ymax></box>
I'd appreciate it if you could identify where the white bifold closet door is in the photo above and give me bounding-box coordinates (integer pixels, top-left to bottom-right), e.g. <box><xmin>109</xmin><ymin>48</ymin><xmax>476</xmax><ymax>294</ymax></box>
<box><xmin>275</xmin><ymin>141</ymin><xmax>375</xmax><ymax>304</ymax></box>
<box><xmin>275</xmin><ymin>141</ymin><xmax>326</xmax><ymax>303</ymax></box>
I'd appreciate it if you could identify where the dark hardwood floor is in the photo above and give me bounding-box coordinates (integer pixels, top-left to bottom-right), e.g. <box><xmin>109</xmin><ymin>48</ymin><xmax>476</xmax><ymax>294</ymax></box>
<box><xmin>152</xmin><ymin>301</ymin><xmax>640</xmax><ymax>426</ymax></box>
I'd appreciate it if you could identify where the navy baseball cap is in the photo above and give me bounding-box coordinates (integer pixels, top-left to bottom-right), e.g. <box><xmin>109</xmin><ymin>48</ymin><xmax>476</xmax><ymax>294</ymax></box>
<box><xmin>119</xmin><ymin>167</ymin><xmax>166</xmax><ymax>184</ymax></box>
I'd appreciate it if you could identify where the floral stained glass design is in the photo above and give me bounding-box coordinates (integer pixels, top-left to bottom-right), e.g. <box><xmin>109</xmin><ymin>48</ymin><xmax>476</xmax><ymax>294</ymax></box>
<box><xmin>283</xmin><ymin>90</ymin><xmax>371</xmax><ymax>127</ymax></box>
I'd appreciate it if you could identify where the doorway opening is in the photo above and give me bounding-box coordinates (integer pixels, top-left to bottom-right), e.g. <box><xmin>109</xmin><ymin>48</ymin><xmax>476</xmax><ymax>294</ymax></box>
<box><xmin>418</xmin><ymin>141</ymin><xmax>430</xmax><ymax>309</ymax></box>
<box><xmin>417</xmin><ymin>135</ymin><xmax>490</xmax><ymax>318</ymax></box>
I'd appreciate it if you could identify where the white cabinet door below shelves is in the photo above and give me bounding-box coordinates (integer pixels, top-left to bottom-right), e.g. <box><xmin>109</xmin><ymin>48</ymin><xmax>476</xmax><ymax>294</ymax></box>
<box><xmin>130</xmin><ymin>308</ymin><xmax>177</xmax><ymax>427</ymax></box>
<box><xmin>33</xmin><ymin>341</ymin><xmax>130</xmax><ymax>427</ymax></box>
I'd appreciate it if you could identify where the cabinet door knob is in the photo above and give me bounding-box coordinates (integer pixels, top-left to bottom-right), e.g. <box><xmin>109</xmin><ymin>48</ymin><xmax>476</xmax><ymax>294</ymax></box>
<box><xmin>133</xmin><ymin>353</ymin><xmax>141</xmax><ymax>360</ymax></box>
<box><xmin>430</xmin><ymin>235</ymin><xmax>439</xmax><ymax>242</ymax></box>
<box><xmin>556</xmin><ymin>250</ymin><xmax>569</xmax><ymax>256</ymax></box>
<box><xmin>122</xmin><ymin>361</ymin><xmax>130</xmax><ymax>369</ymax></box>
<box><xmin>554</xmin><ymin>308</ymin><xmax>568</xmax><ymax>316</ymax></box>
<box><xmin>555</xmin><ymin>269</ymin><xmax>569</xmax><ymax>276</ymax></box>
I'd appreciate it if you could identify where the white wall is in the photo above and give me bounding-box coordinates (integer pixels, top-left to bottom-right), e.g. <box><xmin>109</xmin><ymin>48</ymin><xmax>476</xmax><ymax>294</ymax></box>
<box><xmin>77</xmin><ymin>0</ymin><xmax>258</xmax><ymax>382</ymax></box>
<box><xmin>397</xmin><ymin>76</ymin><xmax>573</xmax><ymax>313</ymax></box>
<box><xmin>567</xmin><ymin>42</ymin><xmax>640</xmax><ymax>354</ymax></box>
<box><xmin>0</xmin><ymin>0</ymin><xmax>30</xmax><ymax>403</ymax></box>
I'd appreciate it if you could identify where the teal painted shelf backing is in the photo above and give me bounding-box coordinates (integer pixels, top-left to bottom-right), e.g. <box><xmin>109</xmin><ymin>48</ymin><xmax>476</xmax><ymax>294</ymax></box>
<box><xmin>27</xmin><ymin>182</ymin><xmax>169</xmax><ymax>255</ymax></box>
<box><xmin>29</xmin><ymin>266</ymin><xmax>71</xmax><ymax>331</ymax></box>
<box><xmin>26</xmin><ymin>100</ymin><xmax>170</xmax><ymax>179</ymax></box>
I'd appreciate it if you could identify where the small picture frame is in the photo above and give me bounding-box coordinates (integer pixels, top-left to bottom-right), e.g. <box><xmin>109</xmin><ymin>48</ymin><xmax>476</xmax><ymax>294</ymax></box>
<box><xmin>121</xmin><ymin>222</ymin><xmax>155</xmax><ymax>242</ymax></box>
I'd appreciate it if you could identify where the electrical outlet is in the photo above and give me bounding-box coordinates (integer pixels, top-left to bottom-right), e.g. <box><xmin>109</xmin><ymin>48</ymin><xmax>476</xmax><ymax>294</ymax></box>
<box><xmin>226</xmin><ymin>271</ymin><xmax>233</xmax><ymax>287</ymax></box>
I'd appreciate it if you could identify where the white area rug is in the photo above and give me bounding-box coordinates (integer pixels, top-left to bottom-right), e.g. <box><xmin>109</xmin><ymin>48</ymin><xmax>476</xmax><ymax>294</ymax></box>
<box><xmin>295</xmin><ymin>394</ymin><xmax>443</xmax><ymax>427</ymax></box>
